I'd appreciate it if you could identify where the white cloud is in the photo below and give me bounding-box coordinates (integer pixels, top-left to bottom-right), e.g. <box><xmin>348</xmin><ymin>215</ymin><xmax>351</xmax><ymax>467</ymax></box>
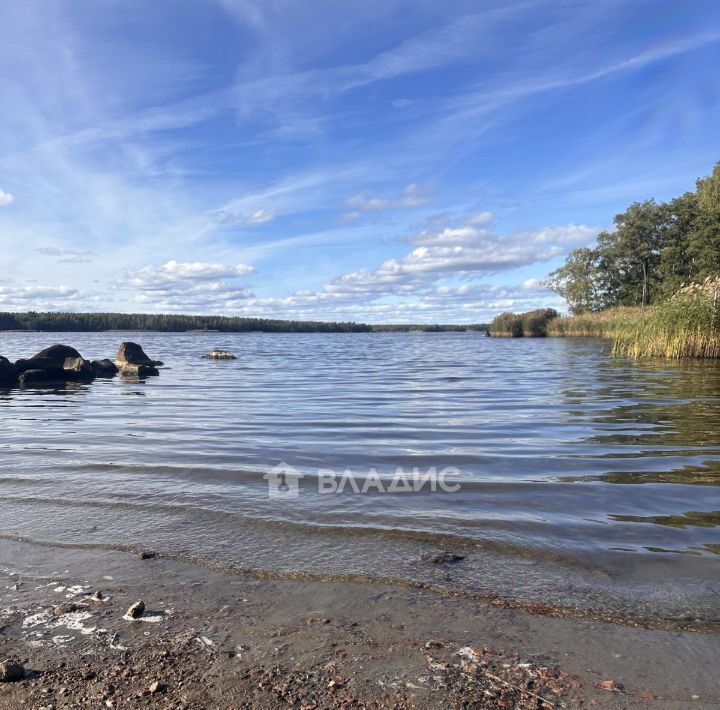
<box><xmin>344</xmin><ymin>183</ymin><xmax>433</xmax><ymax>213</ymax></box>
<box><xmin>0</xmin><ymin>284</ymin><xmax>82</xmax><ymax>310</ymax></box>
<box><xmin>117</xmin><ymin>259</ymin><xmax>256</xmax><ymax>313</ymax></box>
<box><xmin>119</xmin><ymin>260</ymin><xmax>254</xmax><ymax>290</ymax></box>
<box><xmin>244</xmin><ymin>208</ymin><xmax>276</xmax><ymax>224</ymax></box>
<box><xmin>0</xmin><ymin>188</ymin><xmax>14</xmax><ymax>206</ymax></box>
<box><xmin>224</xmin><ymin>216</ymin><xmax>596</xmax><ymax>319</ymax></box>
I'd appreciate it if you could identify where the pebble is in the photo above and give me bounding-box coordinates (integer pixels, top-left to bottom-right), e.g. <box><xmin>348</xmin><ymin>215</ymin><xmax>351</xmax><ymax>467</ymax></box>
<box><xmin>53</xmin><ymin>602</ymin><xmax>79</xmax><ymax>616</ymax></box>
<box><xmin>126</xmin><ymin>601</ymin><xmax>146</xmax><ymax>619</ymax></box>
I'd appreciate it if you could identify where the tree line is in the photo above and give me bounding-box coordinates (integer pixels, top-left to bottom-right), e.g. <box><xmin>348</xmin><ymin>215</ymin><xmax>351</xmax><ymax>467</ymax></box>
<box><xmin>0</xmin><ymin>311</ymin><xmax>372</xmax><ymax>333</ymax></box>
<box><xmin>546</xmin><ymin>161</ymin><xmax>720</xmax><ymax>314</ymax></box>
<box><xmin>0</xmin><ymin>311</ymin><xmax>490</xmax><ymax>333</ymax></box>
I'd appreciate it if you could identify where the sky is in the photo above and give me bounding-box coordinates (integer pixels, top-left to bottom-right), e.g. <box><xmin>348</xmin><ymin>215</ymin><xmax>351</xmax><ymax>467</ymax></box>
<box><xmin>0</xmin><ymin>0</ymin><xmax>719</xmax><ymax>324</ymax></box>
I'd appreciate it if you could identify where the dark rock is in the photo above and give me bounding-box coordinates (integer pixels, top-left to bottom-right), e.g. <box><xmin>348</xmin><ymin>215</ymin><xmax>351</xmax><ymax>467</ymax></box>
<box><xmin>204</xmin><ymin>350</ymin><xmax>236</xmax><ymax>360</ymax></box>
<box><xmin>115</xmin><ymin>342</ymin><xmax>160</xmax><ymax>367</ymax></box>
<box><xmin>33</xmin><ymin>344</ymin><xmax>82</xmax><ymax>363</ymax></box>
<box><xmin>126</xmin><ymin>600</ymin><xmax>146</xmax><ymax>619</ymax></box>
<box><xmin>91</xmin><ymin>359</ymin><xmax>119</xmax><ymax>376</ymax></box>
<box><xmin>18</xmin><ymin>368</ymin><xmax>64</xmax><ymax>385</ymax></box>
<box><xmin>422</xmin><ymin>552</ymin><xmax>465</xmax><ymax>565</ymax></box>
<box><xmin>0</xmin><ymin>357</ymin><xmax>17</xmax><ymax>387</ymax></box>
<box><xmin>63</xmin><ymin>356</ymin><xmax>95</xmax><ymax>381</ymax></box>
<box><xmin>15</xmin><ymin>357</ymin><xmax>62</xmax><ymax>374</ymax></box>
<box><xmin>0</xmin><ymin>660</ymin><xmax>25</xmax><ymax>683</ymax></box>
<box><xmin>139</xmin><ymin>550</ymin><xmax>156</xmax><ymax>560</ymax></box>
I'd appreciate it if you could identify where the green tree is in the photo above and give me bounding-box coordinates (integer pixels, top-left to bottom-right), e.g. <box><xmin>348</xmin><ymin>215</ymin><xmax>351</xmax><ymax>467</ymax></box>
<box><xmin>688</xmin><ymin>162</ymin><xmax>720</xmax><ymax>277</ymax></box>
<box><xmin>546</xmin><ymin>247</ymin><xmax>603</xmax><ymax>314</ymax></box>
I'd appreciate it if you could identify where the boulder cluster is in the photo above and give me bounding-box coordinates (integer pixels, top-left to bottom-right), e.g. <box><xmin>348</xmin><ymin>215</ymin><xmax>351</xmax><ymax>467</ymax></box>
<box><xmin>0</xmin><ymin>341</ymin><xmax>163</xmax><ymax>389</ymax></box>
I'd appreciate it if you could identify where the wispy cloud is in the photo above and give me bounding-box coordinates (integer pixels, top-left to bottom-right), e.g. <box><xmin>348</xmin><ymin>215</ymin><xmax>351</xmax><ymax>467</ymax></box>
<box><xmin>343</xmin><ymin>183</ymin><xmax>433</xmax><ymax>219</ymax></box>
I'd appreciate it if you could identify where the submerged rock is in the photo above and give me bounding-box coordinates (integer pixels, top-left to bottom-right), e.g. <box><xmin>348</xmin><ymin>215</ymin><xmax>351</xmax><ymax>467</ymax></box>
<box><xmin>422</xmin><ymin>552</ymin><xmax>465</xmax><ymax>565</ymax></box>
<box><xmin>0</xmin><ymin>660</ymin><xmax>25</xmax><ymax>683</ymax></box>
<box><xmin>204</xmin><ymin>350</ymin><xmax>237</xmax><ymax>360</ymax></box>
<box><xmin>119</xmin><ymin>364</ymin><xmax>159</xmax><ymax>378</ymax></box>
<box><xmin>116</xmin><ymin>342</ymin><xmax>163</xmax><ymax>368</ymax></box>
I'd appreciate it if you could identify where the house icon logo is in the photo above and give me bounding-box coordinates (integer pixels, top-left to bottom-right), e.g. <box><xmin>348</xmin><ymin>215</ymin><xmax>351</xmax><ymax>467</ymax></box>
<box><xmin>263</xmin><ymin>462</ymin><xmax>304</xmax><ymax>499</ymax></box>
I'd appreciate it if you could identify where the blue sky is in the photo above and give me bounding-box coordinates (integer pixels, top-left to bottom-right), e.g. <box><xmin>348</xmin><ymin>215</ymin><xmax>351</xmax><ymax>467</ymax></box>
<box><xmin>0</xmin><ymin>0</ymin><xmax>718</xmax><ymax>323</ymax></box>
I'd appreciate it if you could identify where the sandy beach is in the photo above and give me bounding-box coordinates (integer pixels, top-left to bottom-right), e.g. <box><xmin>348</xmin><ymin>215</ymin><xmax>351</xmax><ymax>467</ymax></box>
<box><xmin>0</xmin><ymin>538</ymin><xmax>718</xmax><ymax>709</ymax></box>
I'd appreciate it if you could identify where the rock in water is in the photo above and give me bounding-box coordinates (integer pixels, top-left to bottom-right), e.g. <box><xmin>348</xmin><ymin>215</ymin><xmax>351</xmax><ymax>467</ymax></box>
<box><xmin>0</xmin><ymin>660</ymin><xmax>25</xmax><ymax>683</ymax></box>
<box><xmin>18</xmin><ymin>368</ymin><xmax>63</xmax><ymax>385</ymax></box>
<box><xmin>91</xmin><ymin>359</ymin><xmax>119</xmax><ymax>376</ymax></box>
<box><xmin>32</xmin><ymin>344</ymin><xmax>82</xmax><ymax>364</ymax></box>
<box><xmin>14</xmin><ymin>343</ymin><xmax>97</xmax><ymax>385</ymax></box>
<box><xmin>118</xmin><ymin>364</ymin><xmax>159</xmax><ymax>378</ymax></box>
<box><xmin>204</xmin><ymin>350</ymin><xmax>237</xmax><ymax>360</ymax></box>
<box><xmin>63</xmin><ymin>356</ymin><xmax>95</xmax><ymax>381</ymax></box>
<box><xmin>0</xmin><ymin>357</ymin><xmax>17</xmax><ymax>387</ymax></box>
<box><xmin>127</xmin><ymin>600</ymin><xmax>146</xmax><ymax>619</ymax></box>
<box><xmin>14</xmin><ymin>357</ymin><xmax>64</xmax><ymax>374</ymax></box>
<box><xmin>116</xmin><ymin>342</ymin><xmax>163</xmax><ymax>368</ymax></box>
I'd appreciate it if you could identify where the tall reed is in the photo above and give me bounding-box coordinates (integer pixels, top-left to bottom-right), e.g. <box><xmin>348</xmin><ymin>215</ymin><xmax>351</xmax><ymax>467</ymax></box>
<box><xmin>612</xmin><ymin>278</ymin><xmax>720</xmax><ymax>359</ymax></box>
<box><xmin>546</xmin><ymin>307</ymin><xmax>642</xmax><ymax>338</ymax></box>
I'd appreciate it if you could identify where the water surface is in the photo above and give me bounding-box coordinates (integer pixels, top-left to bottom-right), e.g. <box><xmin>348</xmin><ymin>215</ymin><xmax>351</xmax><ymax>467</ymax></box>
<box><xmin>1</xmin><ymin>332</ymin><xmax>719</xmax><ymax>621</ymax></box>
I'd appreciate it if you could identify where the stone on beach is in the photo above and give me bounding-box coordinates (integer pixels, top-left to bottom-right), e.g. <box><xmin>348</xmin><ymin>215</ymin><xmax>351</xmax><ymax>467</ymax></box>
<box><xmin>0</xmin><ymin>660</ymin><xmax>25</xmax><ymax>683</ymax></box>
<box><xmin>127</xmin><ymin>600</ymin><xmax>146</xmax><ymax>619</ymax></box>
<box><xmin>53</xmin><ymin>602</ymin><xmax>80</xmax><ymax>616</ymax></box>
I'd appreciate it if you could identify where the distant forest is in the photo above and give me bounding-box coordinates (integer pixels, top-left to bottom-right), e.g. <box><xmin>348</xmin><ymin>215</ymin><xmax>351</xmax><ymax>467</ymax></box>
<box><xmin>0</xmin><ymin>311</ymin><xmax>489</xmax><ymax>333</ymax></box>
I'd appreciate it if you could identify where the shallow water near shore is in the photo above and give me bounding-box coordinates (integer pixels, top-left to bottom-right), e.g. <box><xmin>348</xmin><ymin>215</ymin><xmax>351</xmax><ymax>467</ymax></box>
<box><xmin>1</xmin><ymin>331</ymin><xmax>719</xmax><ymax>623</ymax></box>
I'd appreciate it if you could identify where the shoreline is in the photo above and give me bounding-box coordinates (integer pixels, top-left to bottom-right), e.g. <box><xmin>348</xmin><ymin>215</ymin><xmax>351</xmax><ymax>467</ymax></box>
<box><xmin>1</xmin><ymin>538</ymin><xmax>718</xmax><ymax>708</ymax></box>
<box><xmin>0</xmin><ymin>534</ymin><xmax>720</xmax><ymax>635</ymax></box>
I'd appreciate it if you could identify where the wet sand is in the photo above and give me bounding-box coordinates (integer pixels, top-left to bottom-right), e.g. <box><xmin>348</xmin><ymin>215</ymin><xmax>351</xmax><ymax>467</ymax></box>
<box><xmin>0</xmin><ymin>539</ymin><xmax>718</xmax><ymax>708</ymax></box>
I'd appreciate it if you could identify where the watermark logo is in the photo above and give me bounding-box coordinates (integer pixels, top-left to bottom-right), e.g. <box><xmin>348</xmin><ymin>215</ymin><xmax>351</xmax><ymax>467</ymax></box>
<box><xmin>263</xmin><ymin>461</ymin><xmax>304</xmax><ymax>499</ymax></box>
<box><xmin>264</xmin><ymin>464</ymin><xmax>460</xmax><ymax>498</ymax></box>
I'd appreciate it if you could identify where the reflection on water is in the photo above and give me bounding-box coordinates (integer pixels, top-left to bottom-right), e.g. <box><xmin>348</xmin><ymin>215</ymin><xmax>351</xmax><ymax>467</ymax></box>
<box><xmin>0</xmin><ymin>331</ymin><xmax>719</xmax><ymax>621</ymax></box>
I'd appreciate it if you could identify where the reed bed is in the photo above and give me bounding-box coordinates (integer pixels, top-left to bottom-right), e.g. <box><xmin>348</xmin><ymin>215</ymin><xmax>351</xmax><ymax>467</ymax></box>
<box><xmin>546</xmin><ymin>307</ymin><xmax>642</xmax><ymax>338</ymax></box>
<box><xmin>612</xmin><ymin>278</ymin><xmax>720</xmax><ymax>359</ymax></box>
<box><xmin>489</xmin><ymin>308</ymin><xmax>558</xmax><ymax>337</ymax></box>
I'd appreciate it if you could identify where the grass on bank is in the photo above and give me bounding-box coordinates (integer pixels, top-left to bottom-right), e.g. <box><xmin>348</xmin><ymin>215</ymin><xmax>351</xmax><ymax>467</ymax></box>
<box><xmin>611</xmin><ymin>278</ymin><xmax>720</xmax><ymax>359</ymax></box>
<box><xmin>545</xmin><ymin>307</ymin><xmax>643</xmax><ymax>338</ymax></box>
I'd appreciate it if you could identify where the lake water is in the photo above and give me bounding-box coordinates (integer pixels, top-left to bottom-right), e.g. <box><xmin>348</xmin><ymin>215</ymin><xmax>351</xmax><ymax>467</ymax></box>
<box><xmin>1</xmin><ymin>331</ymin><xmax>719</xmax><ymax>623</ymax></box>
